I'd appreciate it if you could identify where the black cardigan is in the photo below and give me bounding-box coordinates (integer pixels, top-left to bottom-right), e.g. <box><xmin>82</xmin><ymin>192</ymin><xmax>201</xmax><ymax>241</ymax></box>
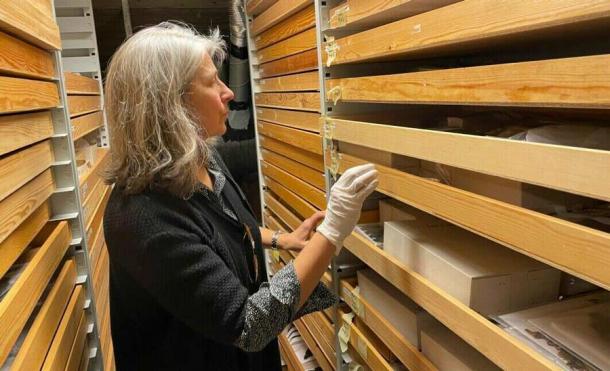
<box><xmin>103</xmin><ymin>154</ymin><xmax>280</xmax><ymax>371</ymax></box>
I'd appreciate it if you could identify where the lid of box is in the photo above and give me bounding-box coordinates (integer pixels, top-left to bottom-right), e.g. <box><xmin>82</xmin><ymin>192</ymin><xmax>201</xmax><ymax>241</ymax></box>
<box><xmin>384</xmin><ymin>221</ymin><xmax>551</xmax><ymax>277</ymax></box>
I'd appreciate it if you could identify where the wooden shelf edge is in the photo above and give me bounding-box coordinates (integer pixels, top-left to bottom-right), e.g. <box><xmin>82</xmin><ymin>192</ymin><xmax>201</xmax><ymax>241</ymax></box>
<box><xmin>330</xmin><ymin>117</ymin><xmax>610</xmax><ymax>202</ymax></box>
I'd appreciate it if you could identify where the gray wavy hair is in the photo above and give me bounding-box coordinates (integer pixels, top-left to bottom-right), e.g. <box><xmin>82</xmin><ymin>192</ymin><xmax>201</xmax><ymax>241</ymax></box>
<box><xmin>104</xmin><ymin>22</ymin><xmax>226</xmax><ymax>198</ymax></box>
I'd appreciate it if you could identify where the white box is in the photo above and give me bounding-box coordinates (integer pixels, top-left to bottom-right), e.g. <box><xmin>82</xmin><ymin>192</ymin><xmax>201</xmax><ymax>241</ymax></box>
<box><xmin>421</xmin><ymin>320</ymin><xmax>500</xmax><ymax>371</ymax></box>
<box><xmin>383</xmin><ymin>221</ymin><xmax>561</xmax><ymax>315</ymax></box>
<box><xmin>357</xmin><ymin>269</ymin><xmax>433</xmax><ymax>349</ymax></box>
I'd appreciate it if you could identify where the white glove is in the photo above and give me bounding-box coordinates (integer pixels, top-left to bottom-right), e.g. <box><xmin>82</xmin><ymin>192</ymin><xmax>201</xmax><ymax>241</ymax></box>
<box><xmin>317</xmin><ymin>163</ymin><xmax>379</xmax><ymax>254</ymax></box>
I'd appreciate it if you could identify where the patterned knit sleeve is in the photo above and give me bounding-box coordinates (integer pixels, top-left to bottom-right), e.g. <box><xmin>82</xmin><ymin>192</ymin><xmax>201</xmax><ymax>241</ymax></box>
<box><xmin>234</xmin><ymin>262</ymin><xmax>337</xmax><ymax>352</ymax></box>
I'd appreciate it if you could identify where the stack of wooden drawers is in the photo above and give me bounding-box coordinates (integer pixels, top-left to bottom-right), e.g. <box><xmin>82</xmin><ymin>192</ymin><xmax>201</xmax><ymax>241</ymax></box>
<box><xmin>0</xmin><ymin>1</ymin><xmax>112</xmax><ymax>369</ymax></box>
<box><xmin>247</xmin><ymin>1</ymin><xmax>610</xmax><ymax>370</ymax></box>
<box><xmin>246</xmin><ymin>0</ymin><xmax>333</xmax><ymax>369</ymax></box>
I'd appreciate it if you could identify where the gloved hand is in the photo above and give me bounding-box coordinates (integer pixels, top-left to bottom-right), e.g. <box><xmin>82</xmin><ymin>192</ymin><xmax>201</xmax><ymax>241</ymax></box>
<box><xmin>317</xmin><ymin>163</ymin><xmax>379</xmax><ymax>254</ymax></box>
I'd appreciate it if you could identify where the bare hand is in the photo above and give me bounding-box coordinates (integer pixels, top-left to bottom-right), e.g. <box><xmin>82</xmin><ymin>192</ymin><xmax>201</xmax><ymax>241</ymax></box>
<box><xmin>281</xmin><ymin>210</ymin><xmax>326</xmax><ymax>251</ymax></box>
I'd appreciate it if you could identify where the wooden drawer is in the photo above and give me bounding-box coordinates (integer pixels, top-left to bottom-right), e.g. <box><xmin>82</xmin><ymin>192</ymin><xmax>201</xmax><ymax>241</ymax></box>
<box><xmin>246</xmin><ymin>0</ymin><xmax>276</xmax><ymax>18</ymax></box>
<box><xmin>259</xmin><ymin>135</ymin><xmax>324</xmax><ymax>171</ymax></box>
<box><xmin>68</xmin><ymin>95</ymin><xmax>101</xmax><ymax>118</ymax></box>
<box><xmin>64</xmin><ymin>306</ymin><xmax>88</xmax><ymax>371</ymax></box>
<box><xmin>327</xmin><ymin>0</ymin><xmax>610</xmax><ymax>65</ymax></box>
<box><xmin>0</xmin><ymin>168</ymin><xmax>54</xmax><ymax>244</ymax></box>
<box><xmin>256</xmin><ymin>107</ymin><xmax>320</xmax><ymax>133</ymax></box>
<box><xmin>251</xmin><ymin>0</ymin><xmax>310</xmax><ymax>35</ymax></box>
<box><xmin>41</xmin><ymin>285</ymin><xmax>86</xmax><ymax>371</ymax></box>
<box><xmin>72</xmin><ymin>111</ymin><xmax>104</xmax><ymax>141</ymax></box>
<box><xmin>261</xmin><ymin>149</ymin><xmax>325</xmax><ymax>190</ymax></box>
<box><xmin>0</xmin><ymin>111</ymin><xmax>54</xmax><ymax>156</ymax></box>
<box><xmin>0</xmin><ymin>1</ymin><xmax>61</xmax><ymax>50</ymax></box>
<box><xmin>0</xmin><ymin>140</ymin><xmax>53</xmax><ymax>202</ymax></box>
<box><xmin>340</xmin><ymin>153</ymin><xmax>610</xmax><ymax>291</ymax></box>
<box><xmin>278</xmin><ymin>332</ymin><xmax>305</xmax><ymax>371</ymax></box>
<box><xmin>258</xmin><ymin>71</ymin><xmax>319</xmax><ymax>93</ymax></box>
<box><xmin>256</xmin><ymin>92</ymin><xmax>320</xmax><ymax>112</ymax></box>
<box><xmin>0</xmin><ymin>30</ymin><xmax>54</xmax><ymax>79</ymax></box>
<box><xmin>264</xmin><ymin>192</ymin><xmax>300</xmax><ymax>231</ymax></box>
<box><xmin>339</xmin><ymin>279</ymin><xmax>437</xmax><ymax>371</ymax></box>
<box><xmin>259</xmin><ymin>49</ymin><xmax>317</xmax><ymax>78</ymax></box>
<box><xmin>256</xmin><ymin>27</ymin><xmax>316</xmax><ymax>64</ymax></box>
<box><xmin>0</xmin><ymin>221</ymin><xmax>71</xmax><ymax>365</ymax></box>
<box><xmin>261</xmin><ymin>161</ymin><xmax>325</xmax><ymax>209</ymax></box>
<box><xmin>326</xmin><ymin>54</ymin><xmax>610</xmax><ymax>108</ymax></box>
<box><xmin>328</xmin><ymin>0</ymin><xmax>456</xmax><ymax>29</ymax></box>
<box><xmin>258</xmin><ymin>121</ymin><xmax>323</xmax><ymax>155</ymax></box>
<box><xmin>265</xmin><ymin>177</ymin><xmax>317</xmax><ymax>220</ymax></box>
<box><xmin>83</xmin><ymin>182</ymin><xmax>109</xmax><ymax>229</ymax></box>
<box><xmin>65</xmin><ymin>72</ymin><xmax>100</xmax><ymax>95</ymax></box>
<box><xmin>0</xmin><ymin>201</ymin><xmax>50</xmax><ymax>283</ymax></box>
<box><xmin>10</xmin><ymin>260</ymin><xmax>77</xmax><ymax>370</ymax></box>
<box><xmin>79</xmin><ymin>147</ymin><xmax>110</xmax><ymax>195</ymax></box>
<box><xmin>330</xmin><ymin>117</ymin><xmax>610</xmax><ymax>203</ymax></box>
<box><xmin>254</xmin><ymin>5</ymin><xmax>315</xmax><ymax>50</ymax></box>
<box><xmin>293</xmin><ymin>319</ymin><xmax>333</xmax><ymax>371</ymax></box>
<box><xmin>0</xmin><ymin>76</ymin><xmax>59</xmax><ymax>114</ymax></box>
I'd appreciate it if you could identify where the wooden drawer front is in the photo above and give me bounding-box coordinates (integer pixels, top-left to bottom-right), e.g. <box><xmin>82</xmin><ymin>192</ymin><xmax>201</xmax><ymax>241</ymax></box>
<box><xmin>246</xmin><ymin>0</ymin><xmax>276</xmax><ymax>18</ymax></box>
<box><xmin>259</xmin><ymin>135</ymin><xmax>324</xmax><ymax>171</ymax></box>
<box><xmin>293</xmin><ymin>319</ymin><xmax>333</xmax><ymax>371</ymax></box>
<box><xmin>256</xmin><ymin>107</ymin><xmax>320</xmax><ymax>133</ymax></box>
<box><xmin>258</xmin><ymin>122</ymin><xmax>322</xmax><ymax>155</ymax></box>
<box><xmin>265</xmin><ymin>177</ymin><xmax>317</xmax><ymax>220</ymax></box>
<box><xmin>0</xmin><ymin>30</ymin><xmax>54</xmax><ymax>79</ymax></box>
<box><xmin>261</xmin><ymin>161</ymin><xmax>325</xmax><ymax>209</ymax></box>
<box><xmin>72</xmin><ymin>111</ymin><xmax>104</xmax><ymax>141</ymax></box>
<box><xmin>0</xmin><ymin>111</ymin><xmax>54</xmax><ymax>156</ymax></box>
<box><xmin>251</xmin><ymin>0</ymin><xmax>311</xmax><ymax>35</ymax></box>
<box><xmin>256</xmin><ymin>27</ymin><xmax>316</xmax><ymax>64</ymax></box>
<box><xmin>64</xmin><ymin>300</ymin><xmax>89</xmax><ymax>371</ymax></box>
<box><xmin>254</xmin><ymin>5</ymin><xmax>315</xmax><ymax>50</ymax></box>
<box><xmin>41</xmin><ymin>285</ymin><xmax>85</xmax><ymax>371</ymax></box>
<box><xmin>326</xmin><ymin>54</ymin><xmax>610</xmax><ymax>108</ymax></box>
<box><xmin>259</xmin><ymin>49</ymin><xmax>317</xmax><ymax>78</ymax></box>
<box><xmin>89</xmin><ymin>223</ymin><xmax>106</xmax><ymax>275</ymax></box>
<box><xmin>264</xmin><ymin>192</ymin><xmax>300</xmax><ymax>231</ymax></box>
<box><xmin>0</xmin><ymin>76</ymin><xmax>59</xmax><ymax>114</ymax></box>
<box><xmin>79</xmin><ymin>148</ymin><xmax>110</xmax><ymax>197</ymax></box>
<box><xmin>0</xmin><ymin>221</ymin><xmax>71</xmax><ymax>365</ymax></box>
<box><xmin>328</xmin><ymin>0</ymin><xmax>610</xmax><ymax>65</ymax></box>
<box><xmin>10</xmin><ymin>260</ymin><xmax>77</xmax><ymax>371</ymax></box>
<box><xmin>0</xmin><ymin>1</ymin><xmax>61</xmax><ymax>50</ymax></box>
<box><xmin>0</xmin><ymin>168</ymin><xmax>54</xmax><ymax>244</ymax></box>
<box><xmin>65</xmin><ymin>72</ymin><xmax>100</xmax><ymax>95</ymax></box>
<box><xmin>68</xmin><ymin>95</ymin><xmax>101</xmax><ymax>118</ymax></box>
<box><xmin>0</xmin><ymin>201</ymin><xmax>49</xmax><ymax>281</ymax></box>
<box><xmin>82</xmin><ymin>176</ymin><xmax>105</xmax><ymax>227</ymax></box>
<box><xmin>261</xmin><ymin>149</ymin><xmax>325</xmax><ymax>190</ymax></box>
<box><xmin>256</xmin><ymin>92</ymin><xmax>320</xmax><ymax>112</ymax></box>
<box><xmin>0</xmin><ymin>139</ymin><xmax>54</xmax><ymax>202</ymax></box>
<box><xmin>258</xmin><ymin>71</ymin><xmax>319</xmax><ymax>93</ymax></box>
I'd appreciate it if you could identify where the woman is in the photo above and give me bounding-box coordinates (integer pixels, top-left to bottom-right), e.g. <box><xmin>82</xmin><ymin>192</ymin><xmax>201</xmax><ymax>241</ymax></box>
<box><xmin>103</xmin><ymin>22</ymin><xmax>378</xmax><ymax>371</ymax></box>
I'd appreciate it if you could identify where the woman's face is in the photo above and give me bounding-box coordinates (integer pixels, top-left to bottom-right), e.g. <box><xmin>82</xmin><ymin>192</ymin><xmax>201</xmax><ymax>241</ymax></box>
<box><xmin>187</xmin><ymin>53</ymin><xmax>234</xmax><ymax>138</ymax></box>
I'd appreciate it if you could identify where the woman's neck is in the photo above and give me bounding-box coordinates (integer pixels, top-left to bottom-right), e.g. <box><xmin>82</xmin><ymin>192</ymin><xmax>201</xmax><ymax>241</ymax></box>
<box><xmin>197</xmin><ymin>167</ymin><xmax>214</xmax><ymax>190</ymax></box>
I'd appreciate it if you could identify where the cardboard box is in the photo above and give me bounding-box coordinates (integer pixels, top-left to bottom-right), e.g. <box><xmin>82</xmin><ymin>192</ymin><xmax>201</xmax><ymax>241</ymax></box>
<box><xmin>339</xmin><ymin>142</ymin><xmax>419</xmax><ymax>170</ymax></box>
<box><xmin>421</xmin><ymin>320</ymin><xmax>500</xmax><ymax>371</ymax></box>
<box><xmin>440</xmin><ymin>165</ymin><xmax>598</xmax><ymax>214</ymax></box>
<box><xmin>383</xmin><ymin>221</ymin><xmax>561</xmax><ymax>315</ymax></box>
<box><xmin>379</xmin><ymin>198</ymin><xmax>449</xmax><ymax>227</ymax></box>
<box><xmin>357</xmin><ymin>268</ymin><xmax>433</xmax><ymax>349</ymax></box>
